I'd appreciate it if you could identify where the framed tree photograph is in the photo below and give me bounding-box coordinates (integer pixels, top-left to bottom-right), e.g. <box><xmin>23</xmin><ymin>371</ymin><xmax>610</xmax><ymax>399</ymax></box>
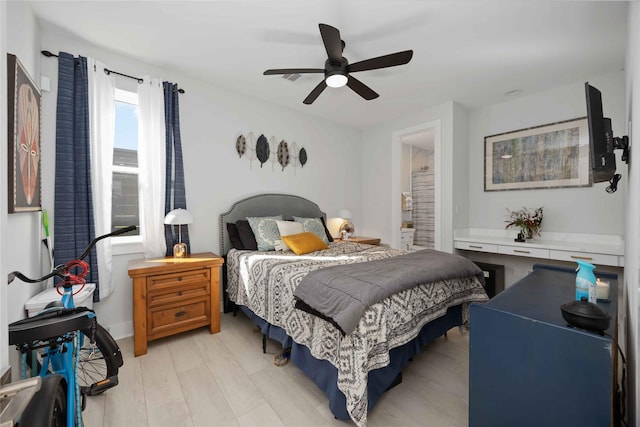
<box><xmin>484</xmin><ymin>117</ymin><xmax>591</xmax><ymax>191</ymax></box>
<box><xmin>8</xmin><ymin>53</ymin><xmax>41</xmax><ymax>212</ymax></box>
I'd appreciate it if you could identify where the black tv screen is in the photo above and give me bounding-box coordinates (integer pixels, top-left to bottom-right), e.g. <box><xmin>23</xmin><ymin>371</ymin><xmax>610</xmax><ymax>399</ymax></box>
<box><xmin>585</xmin><ymin>82</ymin><xmax>616</xmax><ymax>183</ymax></box>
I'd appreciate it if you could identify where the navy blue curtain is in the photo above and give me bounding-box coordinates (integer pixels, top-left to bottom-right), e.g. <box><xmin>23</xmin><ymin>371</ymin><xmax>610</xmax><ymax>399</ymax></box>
<box><xmin>163</xmin><ymin>82</ymin><xmax>190</xmax><ymax>255</ymax></box>
<box><xmin>54</xmin><ymin>52</ymin><xmax>100</xmax><ymax>301</ymax></box>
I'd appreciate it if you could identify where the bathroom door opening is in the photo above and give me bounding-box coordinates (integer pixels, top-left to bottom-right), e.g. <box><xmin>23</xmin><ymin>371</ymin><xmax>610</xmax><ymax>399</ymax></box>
<box><xmin>391</xmin><ymin>120</ymin><xmax>441</xmax><ymax>251</ymax></box>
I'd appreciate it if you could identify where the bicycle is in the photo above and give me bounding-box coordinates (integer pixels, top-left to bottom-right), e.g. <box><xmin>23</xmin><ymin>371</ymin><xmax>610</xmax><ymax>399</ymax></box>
<box><xmin>7</xmin><ymin>226</ymin><xmax>135</xmax><ymax>426</ymax></box>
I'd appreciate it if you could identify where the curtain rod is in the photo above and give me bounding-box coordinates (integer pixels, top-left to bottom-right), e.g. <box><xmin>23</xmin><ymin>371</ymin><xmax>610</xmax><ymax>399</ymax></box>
<box><xmin>41</xmin><ymin>50</ymin><xmax>185</xmax><ymax>94</ymax></box>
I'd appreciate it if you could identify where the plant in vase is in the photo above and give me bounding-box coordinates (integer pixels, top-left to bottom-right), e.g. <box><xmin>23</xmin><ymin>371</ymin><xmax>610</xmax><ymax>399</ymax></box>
<box><xmin>505</xmin><ymin>207</ymin><xmax>543</xmax><ymax>242</ymax></box>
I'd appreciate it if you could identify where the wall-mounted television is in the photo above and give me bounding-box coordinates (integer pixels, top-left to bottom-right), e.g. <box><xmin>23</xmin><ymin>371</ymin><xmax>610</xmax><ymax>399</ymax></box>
<box><xmin>584</xmin><ymin>82</ymin><xmax>628</xmax><ymax>191</ymax></box>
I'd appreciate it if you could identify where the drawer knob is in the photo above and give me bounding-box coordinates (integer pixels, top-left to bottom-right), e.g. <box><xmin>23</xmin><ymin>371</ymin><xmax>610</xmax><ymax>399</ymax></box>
<box><xmin>178</xmin><ymin>277</ymin><xmax>183</xmax><ymax>281</ymax></box>
<box><xmin>178</xmin><ymin>291</ymin><xmax>183</xmax><ymax>296</ymax></box>
<box><xmin>175</xmin><ymin>311</ymin><xmax>187</xmax><ymax>318</ymax></box>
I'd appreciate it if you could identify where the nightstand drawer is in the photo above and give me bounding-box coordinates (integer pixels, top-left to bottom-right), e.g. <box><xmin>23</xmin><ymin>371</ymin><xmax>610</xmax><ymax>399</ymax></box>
<box><xmin>147</xmin><ymin>282</ymin><xmax>209</xmax><ymax>307</ymax></box>
<box><xmin>147</xmin><ymin>269</ymin><xmax>210</xmax><ymax>293</ymax></box>
<box><xmin>147</xmin><ymin>297</ymin><xmax>210</xmax><ymax>337</ymax></box>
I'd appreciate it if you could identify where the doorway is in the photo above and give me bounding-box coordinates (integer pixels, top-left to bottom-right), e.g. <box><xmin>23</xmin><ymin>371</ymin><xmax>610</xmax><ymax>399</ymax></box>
<box><xmin>391</xmin><ymin>120</ymin><xmax>441</xmax><ymax>250</ymax></box>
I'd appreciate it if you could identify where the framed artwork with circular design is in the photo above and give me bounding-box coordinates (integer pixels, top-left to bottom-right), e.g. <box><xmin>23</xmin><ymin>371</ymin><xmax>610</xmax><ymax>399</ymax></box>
<box><xmin>8</xmin><ymin>53</ymin><xmax>41</xmax><ymax>213</ymax></box>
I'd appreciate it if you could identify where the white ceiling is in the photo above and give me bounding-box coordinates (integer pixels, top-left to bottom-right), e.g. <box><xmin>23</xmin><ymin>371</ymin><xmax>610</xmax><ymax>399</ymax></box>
<box><xmin>26</xmin><ymin>0</ymin><xmax>628</xmax><ymax>130</ymax></box>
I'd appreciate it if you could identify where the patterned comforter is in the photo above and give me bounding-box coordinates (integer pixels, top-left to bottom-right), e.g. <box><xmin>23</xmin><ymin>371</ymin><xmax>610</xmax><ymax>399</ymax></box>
<box><xmin>227</xmin><ymin>242</ymin><xmax>488</xmax><ymax>426</ymax></box>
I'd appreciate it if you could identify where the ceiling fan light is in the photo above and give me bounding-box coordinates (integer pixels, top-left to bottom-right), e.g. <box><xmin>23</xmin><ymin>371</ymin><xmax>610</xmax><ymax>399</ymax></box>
<box><xmin>326</xmin><ymin>73</ymin><xmax>347</xmax><ymax>88</ymax></box>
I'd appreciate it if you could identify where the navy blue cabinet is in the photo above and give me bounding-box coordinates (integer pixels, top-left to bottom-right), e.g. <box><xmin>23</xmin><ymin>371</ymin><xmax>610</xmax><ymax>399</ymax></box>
<box><xmin>469</xmin><ymin>265</ymin><xmax>618</xmax><ymax>427</ymax></box>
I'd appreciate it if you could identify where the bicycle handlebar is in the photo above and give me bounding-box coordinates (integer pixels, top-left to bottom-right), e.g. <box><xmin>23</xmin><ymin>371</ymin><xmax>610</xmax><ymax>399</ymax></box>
<box><xmin>8</xmin><ymin>225</ymin><xmax>137</xmax><ymax>285</ymax></box>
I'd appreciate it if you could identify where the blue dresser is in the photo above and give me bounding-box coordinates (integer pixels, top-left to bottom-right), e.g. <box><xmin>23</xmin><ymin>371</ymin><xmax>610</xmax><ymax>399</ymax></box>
<box><xmin>469</xmin><ymin>265</ymin><xmax>618</xmax><ymax>427</ymax></box>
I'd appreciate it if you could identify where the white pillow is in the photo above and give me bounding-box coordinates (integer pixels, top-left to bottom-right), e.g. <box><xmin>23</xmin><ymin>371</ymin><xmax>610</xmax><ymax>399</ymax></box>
<box><xmin>275</xmin><ymin>220</ymin><xmax>304</xmax><ymax>251</ymax></box>
<box><xmin>276</xmin><ymin>220</ymin><xmax>304</xmax><ymax>236</ymax></box>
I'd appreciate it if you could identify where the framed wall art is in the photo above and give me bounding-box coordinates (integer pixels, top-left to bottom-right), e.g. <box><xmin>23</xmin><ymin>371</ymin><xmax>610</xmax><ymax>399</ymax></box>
<box><xmin>484</xmin><ymin>117</ymin><xmax>590</xmax><ymax>192</ymax></box>
<box><xmin>8</xmin><ymin>53</ymin><xmax>42</xmax><ymax>212</ymax></box>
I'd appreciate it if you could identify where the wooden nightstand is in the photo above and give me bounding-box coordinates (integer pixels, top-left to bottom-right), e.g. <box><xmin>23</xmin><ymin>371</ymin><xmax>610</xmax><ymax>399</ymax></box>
<box><xmin>336</xmin><ymin>236</ymin><xmax>381</xmax><ymax>245</ymax></box>
<box><xmin>128</xmin><ymin>252</ymin><xmax>224</xmax><ymax>357</ymax></box>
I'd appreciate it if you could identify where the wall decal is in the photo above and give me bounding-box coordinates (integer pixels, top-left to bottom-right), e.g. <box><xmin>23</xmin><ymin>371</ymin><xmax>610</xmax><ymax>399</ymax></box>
<box><xmin>256</xmin><ymin>134</ymin><xmax>270</xmax><ymax>168</ymax></box>
<box><xmin>235</xmin><ymin>132</ymin><xmax>308</xmax><ymax>173</ymax></box>
<box><xmin>236</xmin><ymin>135</ymin><xmax>246</xmax><ymax>158</ymax></box>
<box><xmin>277</xmin><ymin>140</ymin><xmax>290</xmax><ymax>171</ymax></box>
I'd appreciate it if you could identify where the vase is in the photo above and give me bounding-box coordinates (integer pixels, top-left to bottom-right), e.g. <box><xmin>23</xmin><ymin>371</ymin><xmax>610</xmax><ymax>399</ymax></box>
<box><xmin>522</xmin><ymin>227</ymin><xmax>533</xmax><ymax>240</ymax></box>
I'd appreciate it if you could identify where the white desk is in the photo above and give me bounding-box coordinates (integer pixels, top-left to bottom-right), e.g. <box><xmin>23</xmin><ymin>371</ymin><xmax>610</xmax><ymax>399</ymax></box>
<box><xmin>454</xmin><ymin>228</ymin><xmax>624</xmax><ymax>267</ymax></box>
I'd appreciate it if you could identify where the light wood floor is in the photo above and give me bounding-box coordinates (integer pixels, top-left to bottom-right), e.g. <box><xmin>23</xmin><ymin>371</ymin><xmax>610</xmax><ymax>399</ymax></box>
<box><xmin>83</xmin><ymin>313</ymin><xmax>470</xmax><ymax>426</ymax></box>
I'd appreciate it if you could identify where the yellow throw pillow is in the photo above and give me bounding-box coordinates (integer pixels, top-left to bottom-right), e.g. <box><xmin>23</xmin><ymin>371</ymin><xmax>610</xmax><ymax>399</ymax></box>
<box><xmin>281</xmin><ymin>232</ymin><xmax>328</xmax><ymax>255</ymax></box>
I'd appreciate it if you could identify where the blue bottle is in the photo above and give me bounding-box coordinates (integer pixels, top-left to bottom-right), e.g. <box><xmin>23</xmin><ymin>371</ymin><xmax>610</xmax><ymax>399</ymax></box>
<box><xmin>575</xmin><ymin>260</ymin><xmax>597</xmax><ymax>302</ymax></box>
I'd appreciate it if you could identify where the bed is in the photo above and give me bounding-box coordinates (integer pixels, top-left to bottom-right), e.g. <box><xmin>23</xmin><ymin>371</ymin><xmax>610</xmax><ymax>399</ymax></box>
<box><xmin>220</xmin><ymin>194</ymin><xmax>488</xmax><ymax>426</ymax></box>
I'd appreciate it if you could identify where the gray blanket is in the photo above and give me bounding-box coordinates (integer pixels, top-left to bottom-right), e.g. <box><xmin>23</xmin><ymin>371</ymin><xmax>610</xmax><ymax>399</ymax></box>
<box><xmin>293</xmin><ymin>249</ymin><xmax>485</xmax><ymax>335</ymax></box>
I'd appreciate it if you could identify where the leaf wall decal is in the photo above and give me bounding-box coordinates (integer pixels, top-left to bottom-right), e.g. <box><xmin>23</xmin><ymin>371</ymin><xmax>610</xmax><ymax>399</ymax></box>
<box><xmin>278</xmin><ymin>140</ymin><xmax>290</xmax><ymax>171</ymax></box>
<box><xmin>236</xmin><ymin>135</ymin><xmax>246</xmax><ymax>158</ymax></box>
<box><xmin>299</xmin><ymin>147</ymin><xmax>308</xmax><ymax>167</ymax></box>
<box><xmin>256</xmin><ymin>134</ymin><xmax>270</xmax><ymax>167</ymax></box>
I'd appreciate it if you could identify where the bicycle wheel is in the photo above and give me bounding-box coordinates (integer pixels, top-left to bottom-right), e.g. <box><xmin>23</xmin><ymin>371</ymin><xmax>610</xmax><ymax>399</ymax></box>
<box><xmin>20</xmin><ymin>374</ymin><xmax>67</xmax><ymax>427</ymax></box>
<box><xmin>77</xmin><ymin>323</ymin><xmax>123</xmax><ymax>396</ymax></box>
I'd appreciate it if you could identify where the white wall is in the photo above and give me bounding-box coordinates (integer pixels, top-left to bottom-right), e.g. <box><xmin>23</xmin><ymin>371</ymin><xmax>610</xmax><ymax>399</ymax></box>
<box><xmin>467</xmin><ymin>72</ymin><xmax>626</xmax><ymax>236</ymax></box>
<box><xmin>624</xmin><ymin>3</ymin><xmax>639</xmax><ymax>424</ymax></box>
<box><xmin>35</xmin><ymin>26</ymin><xmax>362</xmax><ymax>338</ymax></box>
<box><xmin>1</xmin><ymin>0</ymin><xmax>43</xmax><ymax>376</ymax></box>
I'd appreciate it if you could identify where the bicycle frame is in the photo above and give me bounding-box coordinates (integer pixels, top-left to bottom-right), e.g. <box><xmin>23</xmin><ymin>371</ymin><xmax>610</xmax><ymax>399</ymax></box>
<box><xmin>20</xmin><ymin>284</ymin><xmax>95</xmax><ymax>427</ymax></box>
<box><xmin>9</xmin><ymin>225</ymin><xmax>135</xmax><ymax>427</ymax></box>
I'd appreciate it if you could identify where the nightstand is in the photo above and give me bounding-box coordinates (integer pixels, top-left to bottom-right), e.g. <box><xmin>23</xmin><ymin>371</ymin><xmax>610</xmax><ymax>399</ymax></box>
<box><xmin>336</xmin><ymin>236</ymin><xmax>381</xmax><ymax>245</ymax></box>
<box><xmin>128</xmin><ymin>252</ymin><xmax>224</xmax><ymax>357</ymax></box>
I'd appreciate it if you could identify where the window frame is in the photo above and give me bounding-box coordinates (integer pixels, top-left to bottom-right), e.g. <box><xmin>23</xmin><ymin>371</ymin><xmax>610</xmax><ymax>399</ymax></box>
<box><xmin>112</xmin><ymin>88</ymin><xmax>142</xmax><ymax>251</ymax></box>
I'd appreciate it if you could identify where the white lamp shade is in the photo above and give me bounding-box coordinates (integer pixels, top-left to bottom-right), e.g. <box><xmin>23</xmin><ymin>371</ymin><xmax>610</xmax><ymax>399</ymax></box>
<box><xmin>164</xmin><ymin>208</ymin><xmax>194</xmax><ymax>225</ymax></box>
<box><xmin>337</xmin><ymin>209</ymin><xmax>352</xmax><ymax>219</ymax></box>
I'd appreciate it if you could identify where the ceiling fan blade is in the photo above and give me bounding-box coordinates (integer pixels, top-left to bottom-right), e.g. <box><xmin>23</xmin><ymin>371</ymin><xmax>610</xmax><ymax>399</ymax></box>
<box><xmin>348</xmin><ymin>50</ymin><xmax>414</xmax><ymax>73</ymax></box>
<box><xmin>319</xmin><ymin>23</ymin><xmax>343</xmax><ymax>65</ymax></box>
<box><xmin>303</xmin><ymin>80</ymin><xmax>327</xmax><ymax>104</ymax></box>
<box><xmin>346</xmin><ymin>75</ymin><xmax>379</xmax><ymax>100</ymax></box>
<box><xmin>264</xmin><ymin>68</ymin><xmax>324</xmax><ymax>75</ymax></box>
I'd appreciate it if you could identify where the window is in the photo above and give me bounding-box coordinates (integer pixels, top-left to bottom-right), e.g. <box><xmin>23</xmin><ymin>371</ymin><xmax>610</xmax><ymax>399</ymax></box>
<box><xmin>112</xmin><ymin>89</ymin><xmax>140</xmax><ymax>237</ymax></box>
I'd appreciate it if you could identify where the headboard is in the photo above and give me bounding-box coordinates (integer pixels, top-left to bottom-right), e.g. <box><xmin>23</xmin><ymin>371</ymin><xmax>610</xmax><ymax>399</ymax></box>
<box><xmin>219</xmin><ymin>193</ymin><xmax>326</xmax><ymax>255</ymax></box>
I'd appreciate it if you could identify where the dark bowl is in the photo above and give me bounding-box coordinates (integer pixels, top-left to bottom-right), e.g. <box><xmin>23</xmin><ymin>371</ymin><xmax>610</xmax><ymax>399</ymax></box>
<box><xmin>560</xmin><ymin>299</ymin><xmax>611</xmax><ymax>333</ymax></box>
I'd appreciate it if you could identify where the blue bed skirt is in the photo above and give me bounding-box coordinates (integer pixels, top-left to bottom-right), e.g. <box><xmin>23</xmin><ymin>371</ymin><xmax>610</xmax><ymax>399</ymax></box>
<box><xmin>238</xmin><ymin>304</ymin><xmax>463</xmax><ymax>420</ymax></box>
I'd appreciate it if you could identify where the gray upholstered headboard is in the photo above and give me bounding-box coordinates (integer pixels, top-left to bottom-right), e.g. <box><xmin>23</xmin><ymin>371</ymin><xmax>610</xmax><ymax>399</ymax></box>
<box><xmin>219</xmin><ymin>193</ymin><xmax>326</xmax><ymax>255</ymax></box>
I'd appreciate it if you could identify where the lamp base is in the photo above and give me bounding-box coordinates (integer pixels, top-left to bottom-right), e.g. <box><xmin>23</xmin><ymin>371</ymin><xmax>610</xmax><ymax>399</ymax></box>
<box><xmin>173</xmin><ymin>242</ymin><xmax>187</xmax><ymax>258</ymax></box>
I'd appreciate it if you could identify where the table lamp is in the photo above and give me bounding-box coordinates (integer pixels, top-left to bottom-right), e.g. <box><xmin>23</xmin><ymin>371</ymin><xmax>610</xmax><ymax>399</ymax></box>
<box><xmin>164</xmin><ymin>208</ymin><xmax>193</xmax><ymax>258</ymax></box>
<box><xmin>337</xmin><ymin>209</ymin><xmax>354</xmax><ymax>240</ymax></box>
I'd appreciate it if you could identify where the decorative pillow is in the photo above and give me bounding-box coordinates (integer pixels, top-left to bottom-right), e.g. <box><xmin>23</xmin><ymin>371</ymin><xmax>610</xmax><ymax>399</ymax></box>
<box><xmin>281</xmin><ymin>232</ymin><xmax>328</xmax><ymax>255</ymax></box>
<box><xmin>293</xmin><ymin>217</ymin><xmax>330</xmax><ymax>244</ymax></box>
<box><xmin>274</xmin><ymin>220</ymin><xmax>305</xmax><ymax>251</ymax></box>
<box><xmin>236</xmin><ymin>220</ymin><xmax>258</xmax><ymax>251</ymax></box>
<box><xmin>247</xmin><ymin>215</ymin><xmax>283</xmax><ymax>251</ymax></box>
<box><xmin>227</xmin><ymin>223</ymin><xmax>244</xmax><ymax>250</ymax></box>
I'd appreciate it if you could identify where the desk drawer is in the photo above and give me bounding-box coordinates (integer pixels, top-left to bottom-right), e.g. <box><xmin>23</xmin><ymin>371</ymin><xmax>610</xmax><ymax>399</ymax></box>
<box><xmin>498</xmin><ymin>245</ymin><xmax>549</xmax><ymax>259</ymax></box>
<box><xmin>549</xmin><ymin>250</ymin><xmax>619</xmax><ymax>267</ymax></box>
<box><xmin>455</xmin><ymin>241</ymin><xmax>498</xmax><ymax>253</ymax></box>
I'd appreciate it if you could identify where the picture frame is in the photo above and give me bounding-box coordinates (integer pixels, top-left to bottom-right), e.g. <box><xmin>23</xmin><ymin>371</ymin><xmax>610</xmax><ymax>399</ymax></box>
<box><xmin>8</xmin><ymin>53</ymin><xmax>42</xmax><ymax>212</ymax></box>
<box><xmin>484</xmin><ymin>117</ymin><xmax>591</xmax><ymax>192</ymax></box>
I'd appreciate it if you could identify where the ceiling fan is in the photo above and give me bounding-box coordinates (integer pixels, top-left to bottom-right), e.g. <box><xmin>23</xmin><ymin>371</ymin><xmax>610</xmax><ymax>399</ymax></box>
<box><xmin>263</xmin><ymin>23</ymin><xmax>413</xmax><ymax>105</ymax></box>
